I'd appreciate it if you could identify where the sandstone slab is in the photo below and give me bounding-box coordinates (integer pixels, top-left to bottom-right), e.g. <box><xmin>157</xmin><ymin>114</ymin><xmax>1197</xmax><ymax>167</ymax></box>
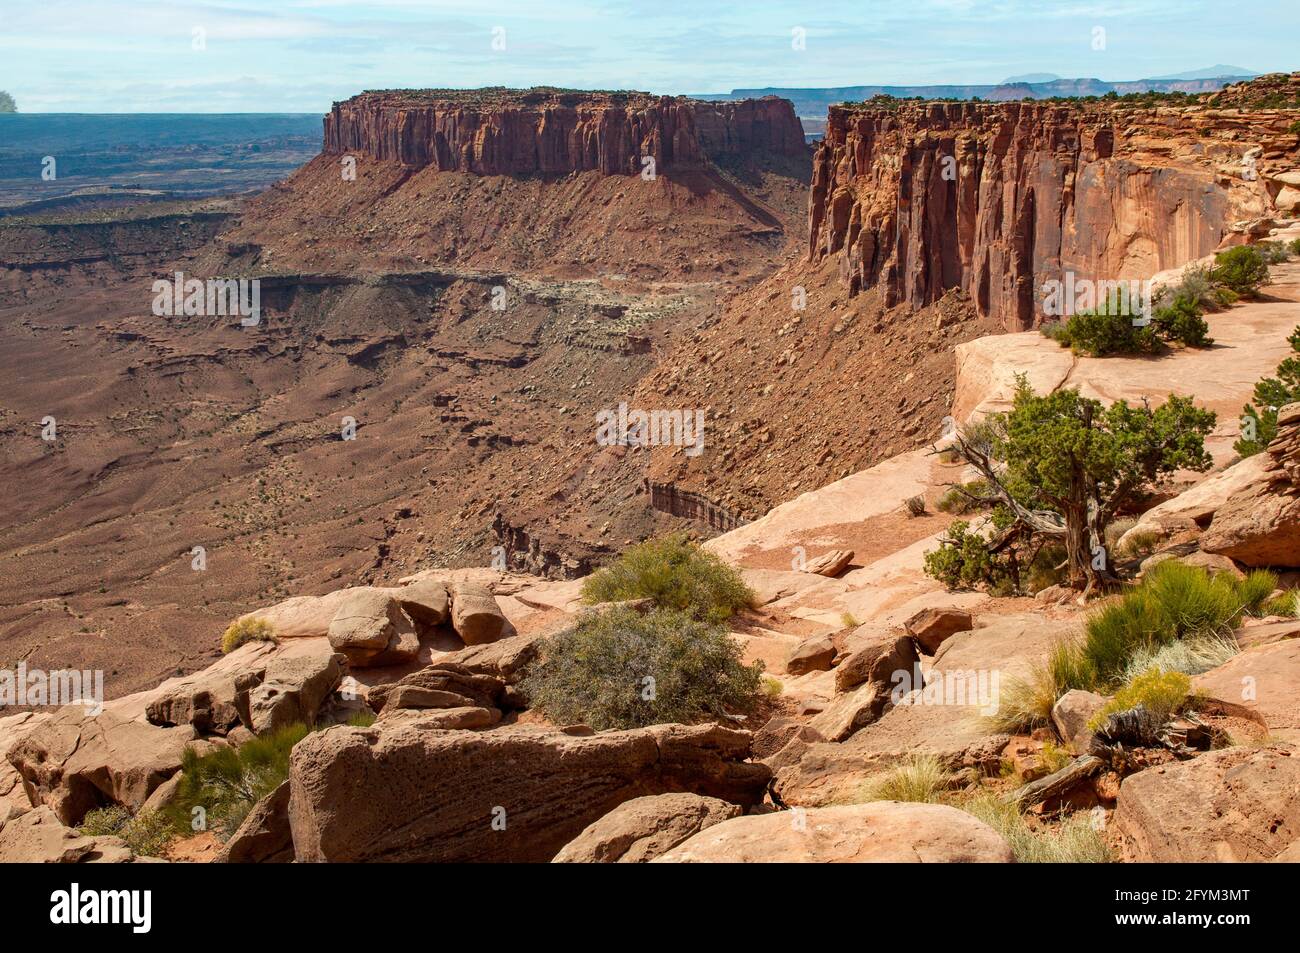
<box><xmin>551</xmin><ymin>793</ymin><xmax>741</xmax><ymax>863</ymax></box>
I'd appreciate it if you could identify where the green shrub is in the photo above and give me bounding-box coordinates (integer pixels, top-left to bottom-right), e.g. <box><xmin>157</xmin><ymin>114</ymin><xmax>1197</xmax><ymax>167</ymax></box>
<box><xmin>1211</xmin><ymin>245</ymin><xmax>1271</xmax><ymax>297</ymax></box>
<box><xmin>1043</xmin><ymin>307</ymin><xmax>1160</xmax><ymax>357</ymax></box>
<box><xmin>862</xmin><ymin>754</ymin><xmax>953</xmax><ymax>803</ymax></box>
<box><xmin>923</xmin><ymin>520</ymin><xmax>1012</xmax><ymax>591</ymax></box>
<box><xmin>580</xmin><ymin>533</ymin><xmax>754</xmax><ymax>623</ymax></box>
<box><xmin>960</xmin><ymin>792</ymin><xmax>1112</xmax><ymax>863</ymax></box>
<box><xmin>166</xmin><ymin>722</ymin><xmax>309</xmax><ymax>840</ymax></box>
<box><xmin>519</xmin><ymin>606</ymin><xmax>764</xmax><ymax>731</ymax></box>
<box><xmin>1152</xmin><ymin>292</ymin><xmax>1213</xmax><ymax>347</ymax></box>
<box><xmin>1039</xmin><ymin>739</ymin><xmax>1071</xmax><ymax>774</ymax></box>
<box><xmin>79</xmin><ymin>806</ymin><xmax>173</xmax><ymax>857</ymax></box>
<box><xmin>1211</xmin><ymin>285</ymin><xmax>1240</xmax><ymax>308</ymax></box>
<box><xmin>1263</xmin><ymin>591</ymin><xmax>1299</xmax><ymax>618</ymax></box>
<box><xmin>1163</xmin><ymin>265</ymin><xmax>1215</xmax><ymax>309</ymax></box>
<box><xmin>1290</xmin><ymin>238</ymin><xmax>1300</xmax><ymax>257</ymax></box>
<box><xmin>1088</xmin><ymin>667</ymin><xmax>1190</xmax><ymax>730</ymax></box>
<box><xmin>220</xmin><ymin>617</ymin><xmax>277</xmax><ymax>654</ymax></box>
<box><xmin>1053</xmin><ymin>561</ymin><xmax>1257</xmax><ymax>692</ymax></box>
<box><xmin>1238</xmin><ymin>569</ymin><xmax>1279</xmax><ymax>616</ymax></box>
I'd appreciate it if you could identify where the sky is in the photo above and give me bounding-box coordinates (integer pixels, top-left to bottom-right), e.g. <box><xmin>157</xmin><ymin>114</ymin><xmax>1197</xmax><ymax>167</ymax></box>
<box><xmin>0</xmin><ymin>0</ymin><xmax>1295</xmax><ymax>113</ymax></box>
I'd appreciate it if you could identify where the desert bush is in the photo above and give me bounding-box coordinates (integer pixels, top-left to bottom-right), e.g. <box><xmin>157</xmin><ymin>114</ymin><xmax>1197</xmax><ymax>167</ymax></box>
<box><xmin>761</xmin><ymin>675</ymin><xmax>783</xmax><ymax>697</ymax></box>
<box><xmin>1263</xmin><ymin>591</ymin><xmax>1299</xmax><ymax>618</ymax></box>
<box><xmin>1088</xmin><ymin>667</ymin><xmax>1191</xmax><ymax>730</ymax></box>
<box><xmin>1237</xmin><ymin>325</ymin><xmax>1300</xmax><ymax>456</ymax></box>
<box><xmin>1211</xmin><ymin>245</ymin><xmax>1270</xmax><ymax>297</ymax></box>
<box><xmin>220</xmin><ymin>617</ymin><xmax>277</xmax><ymax>654</ymax></box>
<box><xmin>905</xmin><ymin>494</ymin><xmax>927</xmax><ymax>517</ymax></box>
<box><xmin>861</xmin><ymin>754</ymin><xmax>953</xmax><ymax>803</ymax></box>
<box><xmin>79</xmin><ymin>806</ymin><xmax>173</xmax><ymax>857</ymax></box>
<box><xmin>1120</xmin><ymin>633</ymin><xmax>1239</xmax><ymax>683</ymax></box>
<box><xmin>166</xmin><ymin>722</ymin><xmax>309</xmax><ymax>840</ymax></box>
<box><xmin>923</xmin><ymin>519</ymin><xmax>1018</xmax><ymax>593</ymax></box>
<box><xmin>960</xmin><ymin>792</ymin><xmax>1112</xmax><ymax>863</ymax></box>
<box><xmin>1041</xmin><ymin>307</ymin><xmax>1159</xmax><ymax>357</ymax></box>
<box><xmin>1258</xmin><ymin>241</ymin><xmax>1292</xmax><ymax>265</ymax></box>
<box><xmin>1290</xmin><ymin>237</ymin><xmax>1300</xmax><ymax>256</ymax></box>
<box><xmin>1163</xmin><ymin>265</ymin><xmax>1215</xmax><ymax>308</ymax></box>
<box><xmin>987</xmin><ymin>662</ymin><xmax>1061</xmax><ymax>734</ymax></box>
<box><xmin>1039</xmin><ymin>739</ymin><xmax>1071</xmax><ymax>774</ymax></box>
<box><xmin>519</xmin><ymin>606</ymin><xmax>764</xmax><ymax>731</ymax></box>
<box><xmin>1152</xmin><ymin>292</ymin><xmax>1213</xmax><ymax>347</ymax></box>
<box><xmin>936</xmin><ymin>479</ymin><xmax>993</xmax><ymax>514</ymax></box>
<box><xmin>580</xmin><ymin>532</ymin><xmax>754</xmax><ymax>623</ymax></box>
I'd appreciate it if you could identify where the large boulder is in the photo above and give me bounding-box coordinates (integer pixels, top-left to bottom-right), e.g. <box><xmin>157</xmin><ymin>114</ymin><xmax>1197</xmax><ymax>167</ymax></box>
<box><xmin>551</xmin><ymin>793</ymin><xmax>741</xmax><ymax>863</ymax></box>
<box><xmin>1201</xmin><ymin>404</ymin><xmax>1300</xmax><ymax>567</ymax></box>
<box><xmin>1051</xmin><ymin>690</ymin><xmax>1107</xmax><ymax>754</ymax></box>
<box><xmin>0</xmin><ymin>805</ymin><xmax>132</xmax><ymax>863</ymax></box>
<box><xmin>288</xmin><ymin>721</ymin><xmax>769</xmax><ymax>862</ymax></box>
<box><xmin>1113</xmin><ymin>743</ymin><xmax>1300</xmax><ymax>861</ymax></box>
<box><xmin>365</xmin><ymin>662</ymin><xmax>507</xmax><ymax>714</ymax></box>
<box><xmin>6</xmin><ymin>708</ymin><xmax>195</xmax><ymax>825</ymax></box>
<box><xmin>327</xmin><ymin>589</ymin><xmax>420</xmax><ymax>667</ymax></box>
<box><xmin>1193</xmin><ymin>640</ymin><xmax>1300</xmax><ymax>742</ymax></box>
<box><xmin>450</xmin><ymin>582</ymin><xmax>508</xmax><ymax>646</ymax></box>
<box><xmin>0</xmin><ymin>712</ymin><xmax>50</xmax><ymax>815</ymax></box>
<box><xmin>237</xmin><ymin>649</ymin><xmax>347</xmax><ymax>735</ymax></box>
<box><xmin>904</xmin><ymin>607</ymin><xmax>974</xmax><ymax>655</ymax></box>
<box><xmin>833</xmin><ymin>627</ymin><xmax>918</xmax><ymax>694</ymax></box>
<box><xmin>216</xmin><ymin>781</ymin><xmax>293</xmax><ymax>864</ymax></box>
<box><xmin>1119</xmin><ymin>453</ymin><xmax>1271</xmax><ymax>553</ymax></box>
<box><xmin>396</xmin><ymin>578</ymin><xmax>450</xmax><ymax>628</ymax></box>
<box><xmin>785</xmin><ymin>636</ymin><xmax>836</xmax><ymax>676</ymax></box>
<box><xmin>653</xmin><ymin>802</ymin><xmax>1014</xmax><ymax>863</ymax></box>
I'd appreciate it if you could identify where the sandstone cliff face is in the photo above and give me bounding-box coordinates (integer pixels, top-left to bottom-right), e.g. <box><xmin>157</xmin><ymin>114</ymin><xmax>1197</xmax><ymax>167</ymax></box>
<box><xmin>808</xmin><ymin>99</ymin><xmax>1298</xmax><ymax>330</ymax></box>
<box><xmin>323</xmin><ymin>89</ymin><xmax>806</xmax><ymax>175</ymax></box>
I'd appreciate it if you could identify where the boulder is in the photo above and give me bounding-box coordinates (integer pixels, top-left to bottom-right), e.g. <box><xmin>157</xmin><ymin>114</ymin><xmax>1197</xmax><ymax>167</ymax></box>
<box><xmin>1201</xmin><ymin>404</ymin><xmax>1300</xmax><ymax>567</ymax></box>
<box><xmin>366</xmin><ymin>663</ymin><xmax>506</xmax><ymax>714</ymax></box>
<box><xmin>1113</xmin><ymin>743</ymin><xmax>1300</xmax><ymax>862</ymax></box>
<box><xmin>237</xmin><ymin>650</ymin><xmax>347</xmax><ymax>735</ymax></box>
<box><xmin>450</xmin><ymin>582</ymin><xmax>508</xmax><ymax>645</ymax></box>
<box><xmin>1051</xmin><ymin>690</ymin><xmax>1107</xmax><ymax>754</ymax></box>
<box><xmin>810</xmin><ymin>681</ymin><xmax>892</xmax><ymax>742</ymax></box>
<box><xmin>904</xmin><ymin>607</ymin><xmax>974</xmax><ymax>654</ymax></box>
<box><xmin>379</xmin><ymin>685</ymin><xmax>477</xmax><ymax>712</ymax></box>
<box><xmin>551</xmin><ymin>793</ymin><xmax>741</xmax><ymax>863</ymax></box>
<box><xmin>327</xmin><ymin>589</ymin><xmax>420</xmax><ymax>667</ymax></box>
<box><xmin>751</xmin><ymin>717</ymin><xmax>823</xmax><ymax>761</ymax></box>
<box><xmin>288</xmin><ymin>721</ymin><xmax>769</xmax><ymax>862</ymax></box>
<box><xmin>6</xmin><ymin>707</ymin><xmax>195</xmax><ymax>825</ymax></box>
<box><xmin>834</xmin><ymin>628</ymin><xmax>918</xmax><ymax>694</ymax></box>
<box><xmin>396</xmin><ymin>578</ymin><xmax>450</xmax><ymax>628</ymax></box>
<box><xmin>802</xmin><ymin>549</ymin><xmax>853</xmax><ymax>577</ymax></box>
<box><xmin>0</xmin><ymin>712</ymin><xmax>50</xmax><ymax>814</ymax></box>
<box><xmin>785</xmin><ymin>636</ymin><xmax>836</xmax><ymax>676</ymax></box>
<box><xmin>0</xmin><ymin>805</ymin><xmax>132</xmax><ymax>863</ymax></box>
<box><xmin>653</xmin><ymin>802</ymin><xmax>1014</xmax><ymax>863</ymax></box>
<box><xmin>216</xmin><ymin>781</ymin><xmax>293</xmax><ymax>864</ymax></box>
<box><xmin>378</xmin><ymin>706</ymin><xmax>502</xmax><ymax>730</ymax></box>
<box><xmin>1118</xmin><ymin>453</ymin><xmax>1271</xmax><ymax>553</ymax></box>
<box><xmin>1193</xmin><ymin>640</ymin><xmax>1300</xmax><ymax>742</ymax></box>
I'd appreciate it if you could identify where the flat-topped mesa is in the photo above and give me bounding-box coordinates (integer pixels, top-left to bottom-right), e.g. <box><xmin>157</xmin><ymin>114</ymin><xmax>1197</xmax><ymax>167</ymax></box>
<box><xmin>810</xmin><ymin>97</ymin><xmax>1300</xmax><ymax>331</ymax></box>
<box><xmin>323</xmin><ymin>87</ymin><xmax>806</xmax><ymax>175</ymax></box>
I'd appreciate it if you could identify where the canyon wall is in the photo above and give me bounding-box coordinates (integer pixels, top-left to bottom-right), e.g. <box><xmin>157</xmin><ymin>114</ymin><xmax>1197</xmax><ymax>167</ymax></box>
<box><xmin>323</xmin><ymin>89</ymin><xmax>806</xmax><ymax>175</ymax></box>
<box><xmin>808</xmin><ymin>99</ymin><xmax>1299</xmax><ymax>330</ymax></box>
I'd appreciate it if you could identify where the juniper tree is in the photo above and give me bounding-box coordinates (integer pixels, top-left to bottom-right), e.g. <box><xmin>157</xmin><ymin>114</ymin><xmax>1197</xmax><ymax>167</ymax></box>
<box><xmin>937</xmin><ymin>376</ymin><xmax>1215</xmax><ymax>596</ymax></box>
<box><xmin>1237</xmin><ymin>325</ymin><xmax>1300</xmax><ymax>456</ymax></box>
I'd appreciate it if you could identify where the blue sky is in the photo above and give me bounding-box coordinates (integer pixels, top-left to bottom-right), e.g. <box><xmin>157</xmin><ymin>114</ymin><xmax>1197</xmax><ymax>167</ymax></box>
<box><xmin>1</xmin><ymin>0</ymin><xmax>1295</xmax><ymax>112</ymax></box>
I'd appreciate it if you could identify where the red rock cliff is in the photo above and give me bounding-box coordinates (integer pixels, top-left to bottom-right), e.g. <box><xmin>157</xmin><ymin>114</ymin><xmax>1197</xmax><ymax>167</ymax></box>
<box><xmin>323</xmin><ymin>88</ymin><xmax>806</xmax><ymax>175</ymax></box>
<box><xmin>809</xmin><ymin>99</ymin><xmax>1299</xmax><ymax>330</ymax></box>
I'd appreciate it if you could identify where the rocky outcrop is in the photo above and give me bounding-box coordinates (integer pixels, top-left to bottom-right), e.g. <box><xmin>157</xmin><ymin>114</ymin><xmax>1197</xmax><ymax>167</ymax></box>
<box><xmin>1113</xmin><ymin>744</ymin><xmax>1300</xmax><ymax>862</ymax></box>
<box><xmin>904</xmin><ymin>607</ymin><xmax>974</xmax><ymax>655</ymax></box>
<box><xmin>0</xmin><ymin>806</ymin><xmax>133</xmax><ymax>864</ymax></box>
<box><xmin>287</xmin><ymin>721</ymin><xmax>768</xmax><ymax>862</ymax></box>
<box><xmin>323</xmin><ymin>89</ymin><xmax>805</xmax><ymax>175</ymax></box>
<box><xmin>1193</xmin><ymin>640</ymin><xmax>1300</xmax><ymax>742</ymax></box>
<box><xmin>551</xmin><ymin>793</ymin><xmax>740</xmax><ymax>863</ymax></box>
<box><xmin>809</xmin><ymin>99</ymin><xmax>1294</xmax><ymax>330</ymax></box>
<box><xmin>653</xmin><ymin>802</ymin><xmax>1014</xmax><ymax>863</ymax></box>
<box><xmin>1201</xmin><ymin>404</ymin><xmax>1300</xmax><ymax>566</ymax></box>
<box><xmin>216</xmin><ymin>781</ymin><xmax>293</xmax><ymax>864</ymax></box>
<box><xmin>7</xmin><ymin>708</ymin><xmax>195</xmax><ymax>825</ymax></box>
<box><xmin>327</xmin><ymin>589</ymin><xmax>420</xmax><ymax>667</ymax></box>
<box><xmin>449</xmin><ymin>581</ymin><xmax>507</xmax><ymax>645</ymax></box>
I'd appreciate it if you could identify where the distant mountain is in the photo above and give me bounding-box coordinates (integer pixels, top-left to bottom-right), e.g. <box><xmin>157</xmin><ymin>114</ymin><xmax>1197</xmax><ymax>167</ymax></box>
<box><xmin>1002</xmin><ymin>73</ymin><xmax>1062</xmax><ymax>84</ymax></box>
<box><xmin>692</xmin><ymin>70</ymin><xmax>1257</xmax><ymax>118</ymax></box>
<box><xmin>1147</xmin><ymin>65</ymin><xmax>1258</xmax><ymax>80</ymax></box>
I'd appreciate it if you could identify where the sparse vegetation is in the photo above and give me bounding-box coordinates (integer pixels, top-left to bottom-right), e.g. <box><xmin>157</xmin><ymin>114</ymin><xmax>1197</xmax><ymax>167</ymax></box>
<box><xmin>519</xmin><ymin>606</ymin><xmax>765</xmax><ymax>731</ymax></box>
<box><xmin>220</xmin><ymin>616</ymin><xmax>277</xmax><ymax>654</ymax></box>
<box><xmin>79</xmin><ymin>806</ymin><xmax>173</xmax><ymax>857</ymax></box>
<box><xmin>1088</xmin><ymin>667</ymin><xmax>1191</xmax><ymax>730</ymax></box>
<box><xmin>936</xmin><ymin>479</ymin><xmax>993</xmax><ymax>514</ymax></box>
<box><xmin>580</xmin><ymin>533</ymin><xmax>754</xmax><ymax>623</ymax></box>
<box><xmin>1050</xmin><ymin>562</ymin><xmax>1266</xmax><ymax>693</ymax></box>
<box><xmin>861</xmin><ymin>754</ymin><xmax>953</xmax><ymax>803</ymax></box>
<box><xmin>959</xmin><ymin>792</ymin><xmax>1112</xmax><ymax>863</ymax></box>
<box><xmin>905</xmin><ymin>494</ymin><xmax>927</xmax><ymax>517</ymax></box>
<box><xmin>986</xmin><ymin>662</ymin><xmax>1061</xmax><ymax>734</ymax></box>
<box><xmin>1040</xmin><ymin>305</ymin><xmax>1159</xmax><ymax>357</ymax></box>
<box><xmin>1120</xmin><ymin>633</ymin><xmax>1239</xmax><ymax>683</ymax></box>
<box><xmin>166</xmin><ymin>722</ymin><xmax>311</xmax><ymax>840</ymax></box>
